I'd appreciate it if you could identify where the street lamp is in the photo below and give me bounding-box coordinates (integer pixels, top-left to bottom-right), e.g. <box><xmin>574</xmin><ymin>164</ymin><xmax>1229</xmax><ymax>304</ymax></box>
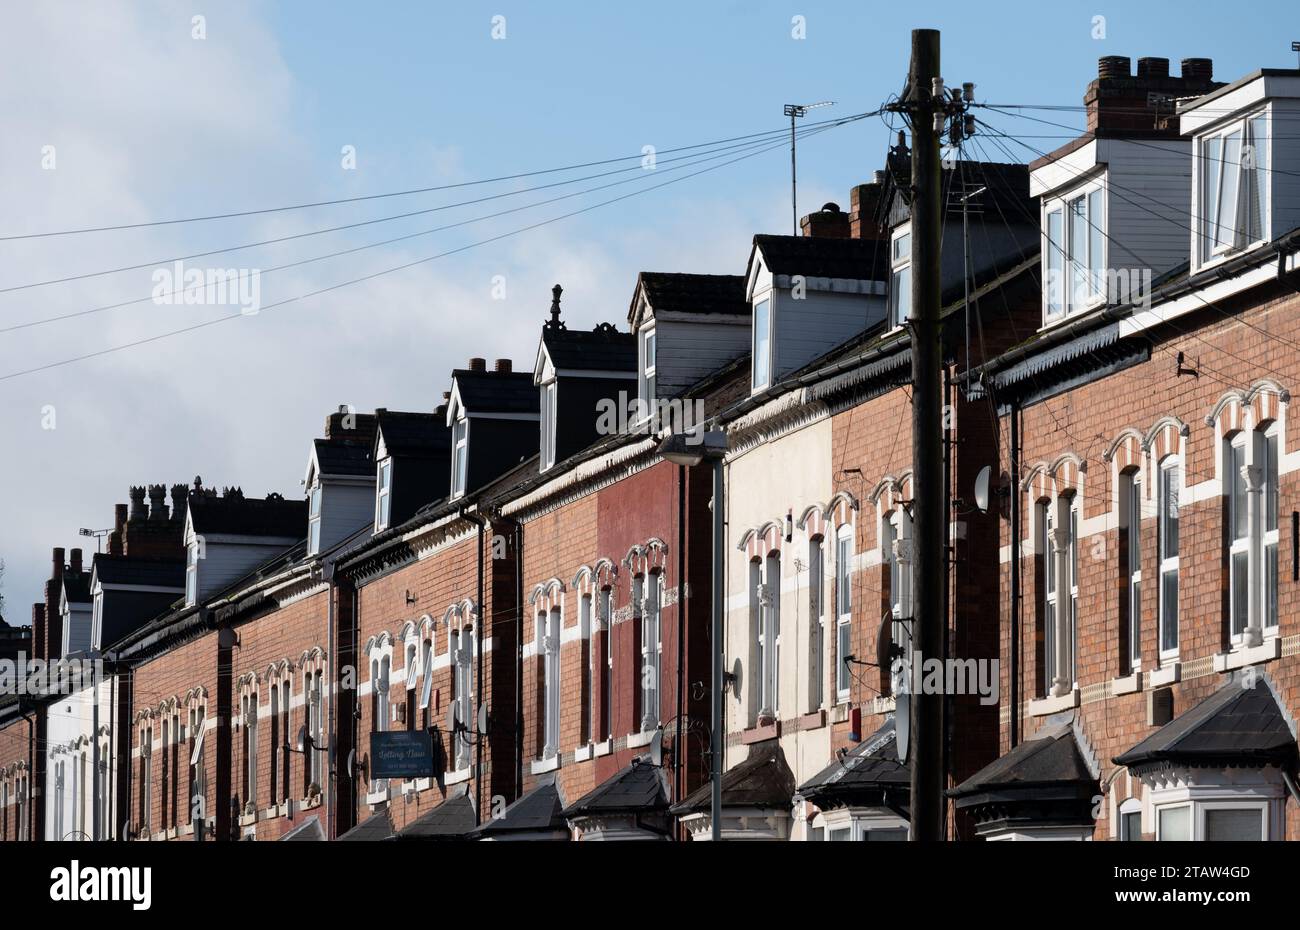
<box><xmin>656</xmin><ymin>429</ymin><xmax>728</xmax><ymax>840</ymax></box>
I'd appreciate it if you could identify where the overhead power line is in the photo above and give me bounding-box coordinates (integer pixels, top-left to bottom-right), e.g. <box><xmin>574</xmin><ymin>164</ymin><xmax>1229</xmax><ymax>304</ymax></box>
<box><xmin>0</xmin><ymin>119</ymin><xmax>847</xmax><ymax>382</ymax></box>
<box><xmin>0</xmin><ymin>110</ymin><xmax>878</xmax><ymax>242</ymax></box>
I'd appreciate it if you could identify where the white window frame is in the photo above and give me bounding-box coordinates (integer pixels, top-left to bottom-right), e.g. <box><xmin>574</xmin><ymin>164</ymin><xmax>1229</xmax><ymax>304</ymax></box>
<box><xmin>1042</xmin><ymin>180</ymin><xmax>1106</xmax><ymax>323</ymax></box>
<box><xmin>1123</xmin><ymin>471</ymin><xmax>1143</xmax><ymax>672</ymax></box>
<box><xmin>1042</xmin><ymin>496</ymin><xmax>1079</xmax><ymax>692</ymax></box>
<box><xmin>451</xmin><ymin>418</ymin><xmax>469</xmax><ymax>499</ymax></box>
<box><xmin>1198</xmin><ymin>109</ymin><xmax>1269</xmax><ymax>266</ymax></box>
<box><xmin>751</xmin><ymin>296</ymin><xmax>772</xmax><ymax>391</ymax></box>
<box><xmin>889</xmin><ymin>225</ymin><xmax>912</xmax><ymax>329</ymax></box>
<box><xmin>580</xmin><ymin>593</ymin><xmax>593</xmax><ymax>744</ymax></box>
<box><xmin>540</xmin><ymin>381</ymin><xmax>558</xmax><ymax>471</ymax></box>
<box><xmin>600</xmin><ymin>587</ymin><xmax>613</xmax><ymax>742</ymax></box>
<box><xmin>808</xmin><ymin>535</ymin><xmax>826</xmax><ymax>713</ymax></box>
<box><xmin>834</xmin><ymin>524</ymin><xmax>853</xmax><ymax>702</ymax></box>
<box><xmin>541</xmin><ymin>608</ymin><xmax>561</xmax><ymax>759</ymax></box>
<box><xmin>640</xmin><ymin>573</ymin><xmax>663</xmax><ymax>732</ymax></box>
<box><xmin>185</xmin><ymin>543</ymin><xmax>199</xmax><ymax>607</ymax></box>
<box><xmin>375</xmin><ymin>459</ymin><xmax>392</xmax><ymax>531</ymax></box>
<box><xmin>1158</xmin><ymin>456</ymin><xmax>1180</xmax><ymax>661</ymax></box>
<box><xmin>756</xmin><ymin>554</ymin><xmax>780</xmax><ymax>721</ymax></box>
<box><xmin>638</xmin><ymin>327</ymin><xmax>657</xmax><ymax>417</ymax></box>
<box><xmin>451</xmin><ymin>627</ymin><xmax>474</xmax><ymax>771</ymax></box>
<box><xmin>1228</xmin><ymin>427</ymin><xmax>1280</xmax><ymax>643</ymax></box>
<box><xmin>308</xmin><ymin>481</ymin><xmax>323</xmax><ymax>553</ymax></box>
<box><xmin>306</xmin><ymin>670</ymin><xmax>323</xmax><ymax>790</ymax></box>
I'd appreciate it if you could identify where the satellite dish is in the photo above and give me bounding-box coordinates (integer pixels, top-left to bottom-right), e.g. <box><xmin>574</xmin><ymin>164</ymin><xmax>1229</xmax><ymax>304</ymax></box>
<box><xmin>476</xmin><ymin>703</ymin><xmax>488</xmax><ymax>736</ymax></box>
<box><xmin>296</xmin><ymin>724</ymin><xmax>309</xmax><ymax>753</ymax></box>
<box><xmin>649</xmin><ymin>729</ymin><xmax>664</xmax><ymax>767</ymax></box>
<box><xmin>895</xmin><ymin>692</ymin><xmax>911</xmax><ymax>764</ymax></box>
<box><xmin>446</xmin><ymin>702</ymin><xmax>460</xmax><ymax>734</ymax></box>
<box><xmin>876</xmin><ymin>613</ymin><xmax>893</xmax><ymax>674</ymax></box>
<box><xmin>729</xmin><ymin>658</ymin><xmax>743</xmax><ymax>701</ymax></box>
<box><xmin>974</xmin><ymin>465</ymin><xmax>992</xmax><ymax>514</ymax></box>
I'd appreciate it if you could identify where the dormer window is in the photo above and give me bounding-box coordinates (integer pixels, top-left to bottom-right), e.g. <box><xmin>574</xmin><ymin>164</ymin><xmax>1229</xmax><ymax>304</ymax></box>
<box><xmin>540</xmin><ymin>382</ymin><xmax>557</xmax><ymax>472</ymax></box>
<box><xmin>374</xmin><ymin>459</ymin><xmax>392</xmax><ymax>531</ymax></box>
<box><xmin>889</xmin><ymin>227</ymin><xmax>911</xmax><ymax>328</ymax></box>
<box><xmin>1043</xmin><ymin>184</ymin><xmax>1105</xmax><ymax>321</ymax></box>
<box><xmin>307</xmin><ymin>482</ymin><xmax>322</xmax><ymax>554</ymax></box>
<box><xmin>451</xmin><ymin>418</ymin><xmax>469</xmax><ymax>498</ymax></box>
<box><xmin>752</xmin><ymin>298</ymin><xmax>771</xmax><ymax>390</ymax></box>
<box><xmin>1198</xmin><ymin>111</ymin><xmax>1267</xmax><ymax>264</ymax></box>
<box><xmin>638</xmin><ymin>328</ymin><xmax>657</xmax><ymax>412</ymax></box>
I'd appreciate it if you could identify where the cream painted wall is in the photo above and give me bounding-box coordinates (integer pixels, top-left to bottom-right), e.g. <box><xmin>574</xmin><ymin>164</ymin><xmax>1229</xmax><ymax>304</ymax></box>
<box><xmin>722</xmin><ymin>415</ymin><xmax>836</xmax><ymax>791</ymax></box>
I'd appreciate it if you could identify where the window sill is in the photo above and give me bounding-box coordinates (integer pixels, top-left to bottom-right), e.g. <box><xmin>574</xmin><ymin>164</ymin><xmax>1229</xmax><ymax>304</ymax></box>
<box><xmin>1214</xmin><ymin>637</ymin><xmax>1281</xmax><ymax>673</ymax></box>
<box><xmin>1028</xmin><ymin>687</ymin><xmax>1080</xmax><ymax>717</ymax></box>
<box><xmin>414</xmin><ymin>778</ymin><xmax>431</xmax><ymax>792</ymax></box>
<box><xmin>868</xmin><ymin>696</ymin><xmax>897</xmax><ymax>716</ymax></box>
<box><xmin>1111</xmin><ymin>672</ymin><xmax>1142</xmax><ymax>696</ymax></box>
<box><xmin>741</xmin><ymin>721</ymin><xmax>780</xmax><ymax>744</ymax></box>
<box><xmin>574</xmin><ymin>743</ymin><xmax>593</xmax><ymax>762</ymax></box>
<box><xmin>365</xmin><ymin>786</ymin><xmax>389</xmax><ymax>806</ymax></box>
<box><xmin>238</xmin><ymin>811</ymin><xmax>258</xmax><ymax>827</ymax></box>
<box><xmin>626</xmin><ymin>730</ymin><xmax>656</xmax><ymax>749</ymax></box>
<box><xmin>1148</xmin><ymin>662</ymin><xmax>1181</xmax><ymax>687</ymax></box>
<box><xmin>592</xmin><ymin>739</ymin><xmax>613</xmax><ymax>758</ymax></box>
<box><xmin>831</xmin><ymin>702</ymin><xmax>850</xmax><ymax>724</ymax></box>
<box><xmin>445</xmin><ymin>766</ymin><xmax>472</xmax><ymax>785</ymax></box>
<box><xmin>180</xmin><ymin>823</ymin><xmax>194</xmax><ymax>837</ymax></box>
<box><xmin>530</xmin><ymin>755</ymin><xmax>560</xmax><ymax>776</ymax></box>
<box><xmin>795</xmin><ymin>709</ymin><xmax>827</xmax><ymax>731</ymax></box>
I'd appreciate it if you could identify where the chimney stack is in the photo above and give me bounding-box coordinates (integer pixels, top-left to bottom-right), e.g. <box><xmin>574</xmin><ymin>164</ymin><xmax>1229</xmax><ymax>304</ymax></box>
<box><xmin>800</xmin><ymin>202</ymin><xmax>851</xmax><ymax>239</ymax></box>
<box><xmin>468</xmin><ymin>357</ymin><xmax>487</xmax><ymax>372</ymax></box>
<box><xmin>1085</xmin><ymin>55</ymin><xmax>1220</xmax><ymax>136</ymax></box>
<box><xmin>52</xmin><ymin>547</ymin><xmax>65</xmax><ymax>580</ymax></box>
<box><xmin>148</xmin><ymin>484</ymin><xmax>169</xmax><ymax>522</ymax></box>
<box><xmin>849</xmin><ymin>179</ymin><xmax>888</xmax><ymax>241</ymax></box>
<box><xmin>70</xmin><ymin>548</ymin><xmax>83</xmax><ymax>574</ymax></box>
<box><xmin>170</xmin><ymin>485</ymin><xmax>187</xmax><ymax>523</ymax></box>
<box><xmin>129</xmin><ymin>486</ymin><xmax>147</xmax><ymax>522</ymax></box>
<box><xmin>494</xmin><ymin>358</ymin><xmax>513</xmax><ymax>373</ymax></box>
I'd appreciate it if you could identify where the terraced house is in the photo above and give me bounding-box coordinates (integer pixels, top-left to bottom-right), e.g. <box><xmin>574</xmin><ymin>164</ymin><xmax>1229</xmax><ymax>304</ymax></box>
<box><xmin>954</xmin><ymin>57</ymin><xmax>1300</xmax><ymax>841</ymax></box>
<box><xmin>6</xmin><ymin>54</ymin><xmax>1300</xmax><ymax>845</ymax></box>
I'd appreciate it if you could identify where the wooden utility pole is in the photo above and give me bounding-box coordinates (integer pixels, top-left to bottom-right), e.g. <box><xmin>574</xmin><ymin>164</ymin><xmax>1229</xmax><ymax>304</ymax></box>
<box><xmin>906</xmin><ymin>27</ymin><xmax>946</xmax><ymax>843</ymax></box>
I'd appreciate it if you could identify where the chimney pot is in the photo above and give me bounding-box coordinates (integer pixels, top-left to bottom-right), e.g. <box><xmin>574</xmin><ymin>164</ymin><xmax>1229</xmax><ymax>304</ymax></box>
<box><xmin>1137</xmin><ymin>57</ymin><xmax>1170</xmax><ymax>79</ymax></box>
<box><xmin>114</xmin><ymin>503</ymin><xmax>128</xmax><ymax>532</ymax></box>
<box><xmin>148</xmin><ymin>484</ymin><xmax>168</xmax><ymax>521</ymax></box>
<box><xmin>494</xmin><ymin>358</ymin><xmax>513</xmax><ymax>373</ymax></box>
<box><xmin>442</xmin><ymin>391</ymin><xmax>451</xmax><ymax>402</ymax></box>
<box><xmin>52</xmin><ymin>547</ymin><xmax>65</xmax><ymax>579</ymax></box>
<box><xmin>129</xmin><ymin>486</ymin><xmax>147</xmax><ymax>521</ymax></box>
<box><xmin>1181</xmin><ymin>58</ymin><xmax>1213</xmax><ymax>81</ymax></box>
<box><xmin>70</xmin><ymin>548</ymin><xmax>83</xmax><ymax>574</ymax></box>
<box><xmin>1098</xmin><ymin>56</ymin><xmax>1131</xmax><ymax>79</ymax></box>
<box><xmin>469</xmin><ymin>357</ymin><xmax>487</xmax><ymax>372</ymax></box>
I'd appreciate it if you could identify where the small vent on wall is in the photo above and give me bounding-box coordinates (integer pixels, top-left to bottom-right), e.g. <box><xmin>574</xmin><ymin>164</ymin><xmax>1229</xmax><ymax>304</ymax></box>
<box><xmin>1147</xmin><ymin>687</ymin><xmax>1174</xmax><ymax>727</ymax></box>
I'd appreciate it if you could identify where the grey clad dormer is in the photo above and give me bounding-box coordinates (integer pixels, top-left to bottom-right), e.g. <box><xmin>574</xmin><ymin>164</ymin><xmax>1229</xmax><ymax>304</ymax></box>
<box><xmin>372</xmin><ymin>407</ymin><xmax>451</xmax><ymax>529</ymax></box>
<box><xmin>627</xmin><ymin>272</ymin><xmax>749</xmax><ymax>413</ymax></box>
<box><xmin>744</xmin><ymin>231</ymin><xmax>889</xmax><ymax>392</ymax></box>
<box><xmin>533</xmin><ymin>284</ymin><xmax>637</xmax><ymax>473</ymax></box>
<box><xmin>446</xmin><ymin>358</ymin><xmax>539</xmax><ymax>499</ymax></box>
<box><xmin>304</xmin><ymin>407</ymin><xmax>379</xmax><ymax>554</ymax></box>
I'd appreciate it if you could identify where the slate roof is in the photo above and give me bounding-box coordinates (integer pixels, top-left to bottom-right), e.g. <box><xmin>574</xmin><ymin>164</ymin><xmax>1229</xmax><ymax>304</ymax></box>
<box><xmin>541</xmin><ymin>324</ymin><xmax>637</xmax><ymax>372</ymax></box>
<box><xmin>1113</xmin><ymin>676</ymin><xmax>1298</xmax><ymax>773</ymax></box>
<box><xmin>279</xmin><ymin>815</ymin><xmax>324</xmax><ymax>841</ymax></box>
<box><xmin>313</xmin><ymin>437</ymin><xmax>374</xmax><ymax>477</ymax></box>
<box><xmin>561</xmin><ymin>758</ymin><xmax>668</xmax><ymax>817</ymax></box>
<box><xmin>750</xmin><ymin>234</ymin><xmax>889</xmax><ymax>281</ymax></box>
<box><xmin>187</xmin><ymin>492</ymin><xmax>307</xmax><ymax>538</ymax></box>
<box><xmin>474</xmin><ymin>776</ymin><xmax>566</xmax><ymax>837</ymax></box>
<box><xmin>396</xmin><ymin>788</ymin><xmax>476</xmax><ymax>841</ymax></box>
<box><xmin>92</xmin><ymin>555</ymin><xmax>185</xmax><ymax>588</ymax></box>
<box><xmin>798</xmin><ymin>717</ymin><xmax>911</xmax><ymax>808</ymax></box>
<box><xmin>452</xmin><ymin>370</ymin><xmax>538</xmax><ymax>415</ymax></box>
<box><xmin>337</xmin><ymin>808</ymin><xmax>395</xmax><ymax>842</ymax></box>
<box><xmin>375</xmin><ymin>410</ymin><xmax>450</xmax><ymax>456</ymax></box>
<box><xmin>672</xmin><ymin>740</ymin><xmax>796</xmax><ymax>814</ymax></box>
<box><xmin>635</xmin><ymin>272</ymin><xmax>748</xmax><ymax>318</ymax></box>
<box><xmin>950</xmin><ymin>722</ymin><xmax>1095</xmax><ymax>805</ymax></box>
<box><xmin>60</xmin><ymin>572</ymin><xmax>92</xmax><ymax>605</ymax></box>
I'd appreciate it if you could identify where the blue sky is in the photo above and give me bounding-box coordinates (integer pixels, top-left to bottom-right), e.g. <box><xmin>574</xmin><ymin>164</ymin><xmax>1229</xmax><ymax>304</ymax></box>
<box><xmin>1</xmin><ymin>0</ymin><xmax>1297</xmax><ymax>616</ymax></box>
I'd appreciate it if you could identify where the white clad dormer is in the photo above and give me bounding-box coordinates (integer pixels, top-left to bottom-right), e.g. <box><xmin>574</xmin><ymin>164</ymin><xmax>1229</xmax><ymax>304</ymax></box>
<box><xmin>1181</xmin><ymin>70</ymin><xmax>1300</xmax><ymax>273</ymax></box>
<box><xmin>1029</xmin><ymin>56</ymin><xmax>1224</xmax><ymax>326</ymax></box>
